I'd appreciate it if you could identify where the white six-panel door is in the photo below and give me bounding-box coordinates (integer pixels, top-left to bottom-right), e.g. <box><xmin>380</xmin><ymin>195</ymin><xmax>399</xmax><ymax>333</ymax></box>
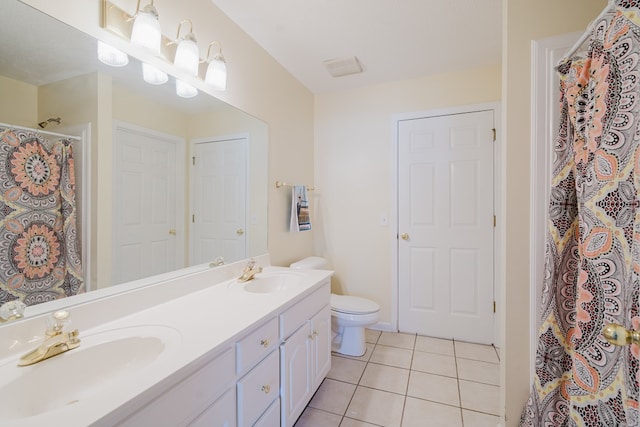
<box><xmin>398</xmin><ymin>110</ymin><xmax>495</xmax><ymax>344</ymax></box>
<box><xmin>190</xmin><ymin>137</ymin><xmax>247</xmax><ymax>266</ymax></box>
<box><xmin>112</xmin><ymin>123</ymin><xmax>184</xmax><ymax>285</ymax></box>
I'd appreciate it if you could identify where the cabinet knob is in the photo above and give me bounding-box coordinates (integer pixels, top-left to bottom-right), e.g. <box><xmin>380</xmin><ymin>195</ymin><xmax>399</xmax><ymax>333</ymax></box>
<box><xmin>169</xmin><ymin>229</ymin><xmax>177</xmax><ymax>236</ymax></box>
<box><xmin>260</xmin><ymin>339</ymin><xmax>269</xmax><ymax>348</ymax></box>
<box><xmin>401</xmin><ymin>233</ymin><xmax>410</xmax><ymax>241</ymax></box>
<box><xmin>261</xmin><ymin>384</ymin><xmax>271</xmax><ymax>394</ymax></box>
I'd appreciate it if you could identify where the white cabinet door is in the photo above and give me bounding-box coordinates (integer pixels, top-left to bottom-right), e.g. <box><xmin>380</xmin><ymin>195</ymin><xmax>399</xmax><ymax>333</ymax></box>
<box><xmin>189</xmin><ymin>389</ymin><xmax>236</xmax><ymax>427</ymax></box>
<box><xmin>280</xmin><ymin>323</ymin><xmax>312</xmax><ymax>427</ymax></box>
<box><xmin>254</xmin><ymin>398</ymin><xmax>280</xmax><ymax>427</ymax></box>
<box><xmin>310</xmin><ymin>305</ymin><xmax>331</xmax><ymax>388</ymax></box>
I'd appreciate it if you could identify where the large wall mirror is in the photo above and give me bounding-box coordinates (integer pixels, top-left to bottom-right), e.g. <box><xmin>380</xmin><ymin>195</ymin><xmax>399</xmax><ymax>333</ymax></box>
<box><xmin>0</xmin><ymin>0</ymin><xmax>268</xmax><ymax>321</ymax></box>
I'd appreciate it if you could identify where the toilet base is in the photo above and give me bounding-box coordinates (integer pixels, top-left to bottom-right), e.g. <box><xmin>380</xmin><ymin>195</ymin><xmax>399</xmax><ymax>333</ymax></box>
<box><xmin>331</xmin><ymin>324</ymin><xmax>367</xmax><ymax>357</ymax></box>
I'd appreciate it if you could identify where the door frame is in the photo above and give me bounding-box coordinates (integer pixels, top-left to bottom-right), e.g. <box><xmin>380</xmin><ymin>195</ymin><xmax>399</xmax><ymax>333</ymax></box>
<box><xmin>530</xmin><ymin>31</ymin><xmax>581</xmax><ymax>383</ymax></box>
<box><xmin>112</xmin><ymin>120</ymin><xmax>186</xmax><ymax>282</ymax></box>
<box><xmin>189</xmin><ymin>133</ymin><xmax>250</xmax><ymax>266</ymax></box>
<box><xmin>391</xmin><ymin>102</ymin><xmax>503</xmax><ymax>346</ymax></box>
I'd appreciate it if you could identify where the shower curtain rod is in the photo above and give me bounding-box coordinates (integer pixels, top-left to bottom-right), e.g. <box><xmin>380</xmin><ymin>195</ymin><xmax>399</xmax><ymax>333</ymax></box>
<box><xmin>275</xmin><ymin>180</ymin><xmax>315</xmax><ymax>191</ymax></box>
<box><xmin>0</xmin><ymin>122</ymin><xmax>81</xmax><ymax>141</ymax></box>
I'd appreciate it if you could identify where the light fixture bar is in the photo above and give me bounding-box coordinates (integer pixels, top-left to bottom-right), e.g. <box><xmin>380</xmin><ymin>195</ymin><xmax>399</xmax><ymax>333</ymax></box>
<box><xmin>101</xmin><ymin>0</ymin><xmax>176</xmax><ymax>63</ymax></box>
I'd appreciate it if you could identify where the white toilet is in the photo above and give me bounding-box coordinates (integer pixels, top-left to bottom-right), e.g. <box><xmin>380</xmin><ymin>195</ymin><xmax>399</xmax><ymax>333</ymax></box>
<box><xmin>290</xmin><ymin>257</ymin><xmax>380</xmax><ymax>357</ymax></box>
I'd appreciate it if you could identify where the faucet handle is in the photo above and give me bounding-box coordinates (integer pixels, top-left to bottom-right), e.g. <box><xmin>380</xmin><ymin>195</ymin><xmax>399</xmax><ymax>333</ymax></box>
<box><xmin>45</xmin><ymin>310</ymin><xmax>70</xmax><ymax>337</ymax></box>
<box><xmin>0</xmin><ymin>300</ymin><xmax>26</xmax><ymax>322</ymax></box>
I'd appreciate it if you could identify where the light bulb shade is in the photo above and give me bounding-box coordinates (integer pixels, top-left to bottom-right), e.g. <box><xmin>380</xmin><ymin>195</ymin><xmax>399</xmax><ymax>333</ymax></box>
<box><xmin>205</xmin><ymin>58</ymin><xmax>227</xmax><ymax>91</ymax></box>
<box><xmin>176</xmin><ymin>79</ymin><xmax>198</xmax><ymax>98</ymax></box>
<box><xmin>97</xmin><ymin>41</ymin><xmax>129</xmax><ymax>67</ymax></box>
<box><xmin>131</xmin><ymin>9</ymin><xmax>161</xmax><ymax>55</ymax></box>
<box><xmin>174</xmin><ymin>38</ymin><xmax>200</xmax><ymax>76</ymax></box>
<box><xmin>142</xmin><ymin>62</ymin><xmax>168</xmax><ymax>85</ymax></box>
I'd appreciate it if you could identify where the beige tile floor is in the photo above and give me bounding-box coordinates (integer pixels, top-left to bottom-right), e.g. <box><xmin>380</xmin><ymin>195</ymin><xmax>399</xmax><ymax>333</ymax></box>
<box><xmin>294</xmin><ymin>330</ymin><xmax>502</xmax><ymax>427</ymax></box>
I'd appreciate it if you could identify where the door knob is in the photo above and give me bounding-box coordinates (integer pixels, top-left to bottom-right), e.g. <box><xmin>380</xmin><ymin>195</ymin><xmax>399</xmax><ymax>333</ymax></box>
<box><xmin>401</xmin><ymin>233</ymin><xmax>410</xmax><ymax>241</ymax></box>
<box><xmin>169</xmin><ymin>229</ymin><xmax>177</xmax><ymax>236</ymax></box>
<box><xmin>602</xmin><ymin>323</ymin><xmax>640</xmax><ymax>346</ymax></box>
<box><xmin>236</xmin><ymin>228</ymin><xmax>244</xmax><ymax>236</ymax></box>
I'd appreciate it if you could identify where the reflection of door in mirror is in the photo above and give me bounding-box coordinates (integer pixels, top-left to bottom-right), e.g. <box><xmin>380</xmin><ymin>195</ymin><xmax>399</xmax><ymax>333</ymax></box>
<box><xmin>112</xmin><ymin>122</ymin><xmax>185</xmax><ymax>285</ymax></box>
<box><xmin>190</xmin><ymin>136</ymin><xmax>248</xmax><ymax>265</ymax></box>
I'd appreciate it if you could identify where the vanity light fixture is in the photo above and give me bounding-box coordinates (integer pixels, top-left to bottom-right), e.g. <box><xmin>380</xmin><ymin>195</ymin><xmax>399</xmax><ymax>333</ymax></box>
<box><xmin>142</xmin><ymin>62</ymin><xmax>168</xmax><ymax>85</ymax></box>
<box><xmin>176</xmin><ymin>79</ymin><xmax>198</xmax><ymax>98</ymax></box>
<box><xmin>97</xmin><ymin>40</ymin><xmax>129</xmax><ymax>67</ymax></box>
<box><xmin>171</xmin><ymin>20</ymin><xmax>200</xmax><ymax>77</ymax></box>
<box><xmin>204</xmin><ymin>41</ymin><xmax>227</xmax><ymax>91</ymax></box>
<box><xmin>130</xmin><ymin>0</ymin><xmax>162</xmax><ymax>55</ymax></box>
<box><xmin>101</xmin><ymin>0</ymin><xmax>230</xmax><ymax>95</ymax></box>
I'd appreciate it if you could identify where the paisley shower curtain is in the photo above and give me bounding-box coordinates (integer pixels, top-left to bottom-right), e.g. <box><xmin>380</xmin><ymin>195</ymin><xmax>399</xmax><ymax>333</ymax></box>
<box><xmin>521</xmin><ymin>3</ymin><xmax>640</xmax><ymax>426</ymax></box>
<box><xmin>0</xmin><ymin>126</ymin><xmax>83</xmax><ymax>307</ymax></box>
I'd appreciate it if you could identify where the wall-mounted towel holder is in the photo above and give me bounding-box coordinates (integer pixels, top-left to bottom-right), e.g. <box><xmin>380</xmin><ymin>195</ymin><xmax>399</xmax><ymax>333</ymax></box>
<box><xmin>275</xmin><ymin>180</ymin><xmax>315</xmax><ymax>191</ymax></box>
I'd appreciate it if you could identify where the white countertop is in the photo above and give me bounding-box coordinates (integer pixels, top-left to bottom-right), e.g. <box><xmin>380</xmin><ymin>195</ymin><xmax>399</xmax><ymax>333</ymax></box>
<box><xmin>0</xmin><ymin>261</ymin><xmax>332</xmax><ymax>426</ymax></box>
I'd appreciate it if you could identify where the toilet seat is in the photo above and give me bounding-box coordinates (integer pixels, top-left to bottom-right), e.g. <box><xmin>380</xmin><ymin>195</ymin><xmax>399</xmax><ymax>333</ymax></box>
<box><xmin>331</xmin><ymin>294</ymin><xmax>380</xmax><ymax>315</ymax></box>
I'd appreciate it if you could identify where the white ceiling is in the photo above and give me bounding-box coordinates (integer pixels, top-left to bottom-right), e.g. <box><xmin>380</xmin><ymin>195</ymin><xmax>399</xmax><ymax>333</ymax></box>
<box><xmin>210</xmin><ymin>0</ymin><xmax>503</xmax><ymax>94</ymax></box>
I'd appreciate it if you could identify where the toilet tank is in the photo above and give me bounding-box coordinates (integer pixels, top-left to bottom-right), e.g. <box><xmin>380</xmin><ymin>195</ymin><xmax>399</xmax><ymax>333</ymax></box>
<box><xmin>289</xmin><ymin>256</ymin><xmax>328</xmax><ymax>270</ymax></box>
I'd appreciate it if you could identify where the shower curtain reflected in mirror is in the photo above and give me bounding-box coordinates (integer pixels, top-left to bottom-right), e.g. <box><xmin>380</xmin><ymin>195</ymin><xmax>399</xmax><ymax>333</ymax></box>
<box><xmin>0</xmin><ymin>126</ymin><xmax>83</xmax><ymax>307</ymax></box>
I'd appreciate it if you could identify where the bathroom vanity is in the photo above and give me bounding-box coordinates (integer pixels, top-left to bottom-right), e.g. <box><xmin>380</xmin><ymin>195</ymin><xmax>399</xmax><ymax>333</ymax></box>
<box><xmin>0</xmin><ymin>256</ymin><xmax>332</xmax><ymax>426</ymax></box>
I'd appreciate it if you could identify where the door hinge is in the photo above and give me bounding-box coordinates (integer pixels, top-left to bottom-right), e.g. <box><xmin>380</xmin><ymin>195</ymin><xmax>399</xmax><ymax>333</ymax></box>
<box><xmin>493</xmin><ymin>215</ymin><xmax>496</xmax><ymax>227</ymax></box>
<box><xmin>192</xmin><ymin>214</ymin><xmax>195</xmax><ymax>223</ymax></box>
<box><xmin>192</xmin><ymin>156</ymin><xmax>196</xmax><ymax>166</ymax></box>
<box><xmin>492</xmin><ymin>128</ymin><xmax>496</xmax><ymax>142</ymax></box>
<box><xmin>493</xmin><ymin>301</ymin><xmax>496</xmax><ymax>313</ymax></box>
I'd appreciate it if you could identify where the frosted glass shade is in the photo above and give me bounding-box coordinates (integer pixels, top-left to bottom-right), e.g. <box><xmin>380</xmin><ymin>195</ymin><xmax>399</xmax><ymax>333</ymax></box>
<box><xmin>142</xmin><ymin>63</ymin><xmax>168</xmax><ymax>85</ymax></box>
<box><xmin>205</xmin><ymin>58</ymin><xmax>227</xmax><ymax>91</ymax></box>
<box><xmin>174</xmin><ymin>38</ymin><xmax>200</xmax><ymax>76</ymax></box>
<box><xmin>131</xmin><ymin>10</ymin><xmax>161</xmax><ymax>55</ymax></box>
<box><xmin>97</xmin><ymin>41</ymin><xmax>129</xmax><ymax>67</ymax></box>
<box><xmin>176</xmin><ymin>79</ymin><xmax>198</xmax><ymax>98</ymax></box>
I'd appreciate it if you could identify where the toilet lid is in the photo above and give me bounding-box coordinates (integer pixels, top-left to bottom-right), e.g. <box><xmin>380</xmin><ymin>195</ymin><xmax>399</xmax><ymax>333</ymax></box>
<box><xmin>331</xmin><ymin>294</ymin><xmax>380</xmax><ymax>314</ymax></box>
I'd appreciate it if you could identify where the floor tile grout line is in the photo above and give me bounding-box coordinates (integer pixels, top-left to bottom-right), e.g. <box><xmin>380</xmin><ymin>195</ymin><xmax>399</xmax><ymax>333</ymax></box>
<box><xmin>452</xmin><ymin>337</ymin><xmax>466</xmax><ymax>427</ymax></box>
<box><xmin>398</xmin><ymin>332</ymin><xmax>417</xmax><ymax>426</ymax></box>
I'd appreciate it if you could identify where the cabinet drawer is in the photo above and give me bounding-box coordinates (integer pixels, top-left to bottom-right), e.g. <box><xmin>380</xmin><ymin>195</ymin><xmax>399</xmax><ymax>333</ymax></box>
<box><xmin>189</xmin><ymin>388</ymin><xmax>236</xmax><ymax>427</ymax></box>
<box><xmin>254</xmin><ymin>398</ymin><xmax>280</xmax><ymax>427</ymax></box>
<box><xmin>121</xmin><ymin>347</ymin><xmax>235</xmax><ymax>426</ymax></box>
<box><xmin>237</xmin><ymin>350</ymin><xmax>279</xmax><ymax>427</ymax></box>
<box><xmin>236</xmin><ymin>317</ymin><xmax>279</xmax><ymax>374</ymax></box>
<box><xmin>280</xmin><ymin>281</ymin><xmax>330</xmax><ymax>339</ymax></box>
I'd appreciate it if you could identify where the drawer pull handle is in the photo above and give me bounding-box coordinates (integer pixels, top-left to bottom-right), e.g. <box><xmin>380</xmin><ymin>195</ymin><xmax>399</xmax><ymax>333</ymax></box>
<box><xmin>260</xmin><ymin>339</ymin><xmax>269</xmax><ymax>348</ymax></box>
<box><xmin>261</xmin><ymin>385</ymin><xmax>271</xmax><ymax>394</ymax></box>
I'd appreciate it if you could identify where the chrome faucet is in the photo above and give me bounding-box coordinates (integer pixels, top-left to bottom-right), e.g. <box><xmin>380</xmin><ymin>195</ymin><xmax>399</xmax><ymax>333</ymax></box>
<box><xmin>18</xmin><ymin>310</ymin><xmax>80</xmax><ymax>366</ymax></box>
<box><xmin>238</xmin><ymin>258</ymin><xmax>263</xmax><ymax>282</ymax></box>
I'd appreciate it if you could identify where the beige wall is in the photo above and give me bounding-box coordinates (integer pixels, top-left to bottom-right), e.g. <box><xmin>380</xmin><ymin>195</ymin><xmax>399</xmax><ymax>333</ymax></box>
<box><xmin>0</xmin><ymin>75</ymin><xmax>37</xmax><ymax>127</ymax></box>
<box><xmin>21</xmin><ymin>0</ymin><xmax>316</xmax><ymax>268</ymax></box>
<box><xmin>502</xmin><ymin>1</ymin><xmax>604</xmax><ymax>424</ymax></box>
<box><xmin>314</xmin><ymin>64</ymin><xmax>501</xmax><ymax>325</ymax></box>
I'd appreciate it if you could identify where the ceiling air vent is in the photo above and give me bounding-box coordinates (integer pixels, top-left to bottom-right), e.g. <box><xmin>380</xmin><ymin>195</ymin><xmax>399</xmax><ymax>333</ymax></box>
<box><xmin>323</xmin><ymin>56</ymin><xmax>363</xmax><ymax>78</ymax></box>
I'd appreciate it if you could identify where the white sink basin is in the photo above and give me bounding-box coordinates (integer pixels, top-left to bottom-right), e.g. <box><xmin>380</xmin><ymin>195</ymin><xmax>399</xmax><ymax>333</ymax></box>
<box><xmin>241</xmin><ymin>271</ymin><xmax>306</xmax><ymax>294</ymax></box>
<box><xmin>0</xmin><ymin>324</ymin><xmax>182</xmax><ymax>420</ymax></box>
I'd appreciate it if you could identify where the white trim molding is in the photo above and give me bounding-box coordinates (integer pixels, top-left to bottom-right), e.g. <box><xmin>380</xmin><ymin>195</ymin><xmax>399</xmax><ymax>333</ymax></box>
<box><xmin>530</xmin><ymin>31</ymin><xmax>581</xmax><ymax>384</ymax></box>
